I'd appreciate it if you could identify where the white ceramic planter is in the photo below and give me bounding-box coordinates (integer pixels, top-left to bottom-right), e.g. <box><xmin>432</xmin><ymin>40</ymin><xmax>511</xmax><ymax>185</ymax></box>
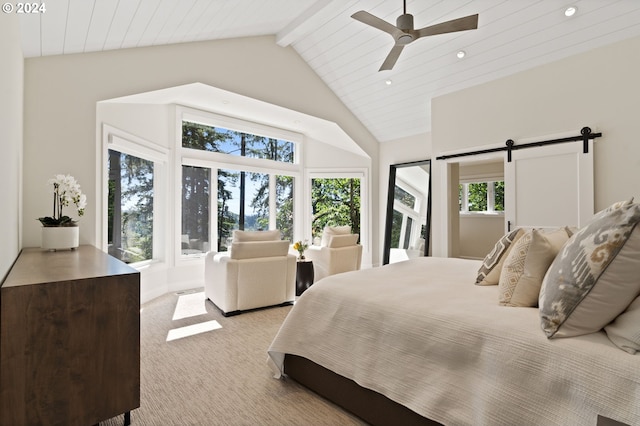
<box><xmin>41</xmin><ymin>226</ymin><xmax>79</xmax><ymax>250</ymax></box>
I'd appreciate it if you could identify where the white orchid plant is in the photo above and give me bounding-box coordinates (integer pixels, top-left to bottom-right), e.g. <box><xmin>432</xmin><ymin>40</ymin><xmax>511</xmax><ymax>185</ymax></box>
<box><xmin>38</xmin><ymin>174</ymin><xmax>87</xmax><ymax>227</ymax></box>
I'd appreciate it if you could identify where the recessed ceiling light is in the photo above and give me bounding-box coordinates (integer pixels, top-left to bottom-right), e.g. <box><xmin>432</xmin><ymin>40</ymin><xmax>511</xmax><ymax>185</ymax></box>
<box><xmin>564</xmin><ymin>6</ymin><xmax>577</xmax><ymax>17</ymax></box>
<box><xmin>457</xmin><ymin>50</ymin><xmax>466</xmax><ymax>59</ymax></box>
<box><xmin>385</xmin><ymin>79</ymin><xmax>392</xmax><ymax>85</ymax></box>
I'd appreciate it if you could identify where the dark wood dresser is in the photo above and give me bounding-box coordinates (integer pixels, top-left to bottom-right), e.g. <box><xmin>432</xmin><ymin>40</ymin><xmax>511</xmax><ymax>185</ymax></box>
<box><xmin>0</xmin><ymin>245</ymin><xmax>140</xmax><ymax>426</ymax></box>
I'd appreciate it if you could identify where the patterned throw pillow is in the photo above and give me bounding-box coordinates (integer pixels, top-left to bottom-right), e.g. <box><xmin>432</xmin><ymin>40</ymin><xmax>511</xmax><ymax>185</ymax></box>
<box><xmin>498</xmin><ymin>228</ymin><xmax>569</xmax><ymax>307</ymax></box>
<box><xmin>476</xmin><ymin>228</ymin><xmax>524</xmax><ymax>285</ymax></box>
<box><xmin>539</xmin><ymin>199</ymin><xmax>640</xmax><ymax>338</ymax></box>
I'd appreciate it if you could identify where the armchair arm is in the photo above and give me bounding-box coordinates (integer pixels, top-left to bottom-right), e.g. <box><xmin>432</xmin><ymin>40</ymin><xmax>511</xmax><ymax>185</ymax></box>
<box><xmin>205</xmin><ymin>251</ymin><xmax>238</xmax><ymax>313</ymax></box>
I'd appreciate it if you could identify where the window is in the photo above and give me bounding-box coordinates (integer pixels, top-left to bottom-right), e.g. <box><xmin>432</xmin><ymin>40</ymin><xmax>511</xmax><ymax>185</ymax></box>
<box><xmin>311</xmin><ymin>177</ymin><xmax>361</xmax><ymax>241</ymax></box>
<box><xmin>102</xmin><ymin>126</ymin><xmax>168</xmax><ymax>266</ymax></box>
<box><xmin>180</xmin><ymin>110</ymin><xmax>301</xmax><ymax>255</ymax></box>
<box><xmin>108</xmin><ymin>149</ymin><xmax>154</xmax><ymax>263</ymax></box>
<box><xmin>459</xmin><ymin>180</ymin><xmax>504</xmax><ymax>213</ymax></box>
<box><xmin>275</xmin><ymin>175</ymin><xmax>294</xmax><ymax>241</ymax></box>
<box><xmin>182</xmin><ymin>166</ymin><xmax>210</xmax><ymax>255</ymax></box>
<box><xmin>182</xmin><ymin>120</ymin><xmax>294</xmax><ymax>163</ymax></box>
<box><xmin>210</xmin><ymin>168</ymin><xmax>295</xmax><ymax>252</ymax></box>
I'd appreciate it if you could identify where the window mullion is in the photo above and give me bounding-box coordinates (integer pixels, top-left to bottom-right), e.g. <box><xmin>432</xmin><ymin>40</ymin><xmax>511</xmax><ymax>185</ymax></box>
<box><xmin>488</xmin><ymin>181</ymin><xmax>495</xmax><ymax>212</ymax></box>
<box><xmin>463</xmin><ymin>183</ymin><xmax>469</xmax><ymax>212</ymax></box>
<box><xmin>269</xmin><ymin>174</ymin><xmax>277</xmax><ymax>230</ymax></box>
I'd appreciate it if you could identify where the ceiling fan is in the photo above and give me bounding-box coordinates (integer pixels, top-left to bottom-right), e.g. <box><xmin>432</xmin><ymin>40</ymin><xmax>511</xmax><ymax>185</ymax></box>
<box><xmin>351</xmin><ymin>0</ymin><xmax>479</xmax><ymax>71</ymax></box>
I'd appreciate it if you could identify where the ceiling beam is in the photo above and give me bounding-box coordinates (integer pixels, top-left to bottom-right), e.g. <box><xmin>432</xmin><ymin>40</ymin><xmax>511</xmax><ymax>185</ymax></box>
<box><xmin>276</xmin><ymin>0</ymin><xmax>335</xmax><ymax>47</ymax></box>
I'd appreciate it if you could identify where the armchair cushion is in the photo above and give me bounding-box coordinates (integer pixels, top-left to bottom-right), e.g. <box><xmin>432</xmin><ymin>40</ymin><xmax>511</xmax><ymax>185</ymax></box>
<box><xmin>229</xmin><ymin>240</ymin><xmax>290</xmax><ymax>260</ymax></box>
<box><xmin>320</xmin><ymin>225</ymin><xmax>351</xmax><ymax>246</ymax></box>
<box><xmin>233</xmin><ymin>229</ymin><xmax>281</xmax><ymax>242</ymax></box>
<box><xmin>327</xmin><ymin>233</ymin><xmax>359</xmax><ymax>248</ymax></box>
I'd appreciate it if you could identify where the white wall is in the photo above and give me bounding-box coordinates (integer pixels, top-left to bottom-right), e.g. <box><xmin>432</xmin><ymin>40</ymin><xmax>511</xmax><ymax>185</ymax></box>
<box><xmin>459</xmin><ymin>216</ymin><xmax>504</xmax><ymax>259</ymax></box>
<box><xmin>432</xmin><ymin>35</ymin><xmax>640</xmax><ymax>256</ymax></box>
<box><xmin>98</xmin><ymin>102</ymin><xmax>173</xmax><ymax>150</ymax></box>
<box><xmin>23</xmin><ymin>36</ymin><xmax>381</xmax><ymax>295</ymax></box>
<box><xmin>0</xmin><ymin>14</ymin><xmax>23</xmax><ymax>280</ymax></box>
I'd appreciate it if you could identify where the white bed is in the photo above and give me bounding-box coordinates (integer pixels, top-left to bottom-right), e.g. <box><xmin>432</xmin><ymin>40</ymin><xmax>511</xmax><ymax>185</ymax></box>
<box><xmin>268</xmin><ymin>257</ymin><xmax>640</xmax><ymax>426</ymax></box>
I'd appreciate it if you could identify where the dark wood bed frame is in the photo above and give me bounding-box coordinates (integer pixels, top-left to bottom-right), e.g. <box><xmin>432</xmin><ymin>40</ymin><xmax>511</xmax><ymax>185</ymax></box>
<box><xmin>283</xmin><ymin>354</ymin><xmax>441</xmax><ymax>426</ymax></box>
<box><xmin>284</xmin><ymin>354</ymin><xmax>631</xmax><ymax>426</ymax></box>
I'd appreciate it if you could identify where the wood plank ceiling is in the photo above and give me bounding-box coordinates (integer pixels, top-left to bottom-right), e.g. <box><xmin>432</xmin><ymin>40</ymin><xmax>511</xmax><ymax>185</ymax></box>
<box><xmin>18</xmin><ymin>0</ymin><xmax>640</xmax><ymax>142</ymax></box>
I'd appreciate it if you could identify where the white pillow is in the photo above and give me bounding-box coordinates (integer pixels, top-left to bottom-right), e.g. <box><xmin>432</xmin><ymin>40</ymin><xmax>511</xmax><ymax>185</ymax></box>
<box><xmin>604</xmin><ymin>295</ymin><xmax>640</xmax><ymax>354</ymax></box>
<box><xmin>320</xmin><ymin>225</ymin><xmax>351</xmax><ymax>247</ymax></box>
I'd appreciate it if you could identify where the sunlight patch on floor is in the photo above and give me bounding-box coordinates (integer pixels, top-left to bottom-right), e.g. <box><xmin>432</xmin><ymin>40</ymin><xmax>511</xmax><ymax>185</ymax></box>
<box><xmin>172</xmin><ymin>291</ymin><xmax>208</xmax><ymax>320</ymax></box>
<box><xmin>166</xmin><ymin>320</ymin><xmax>222</xmax><ymax>342</ymax></box>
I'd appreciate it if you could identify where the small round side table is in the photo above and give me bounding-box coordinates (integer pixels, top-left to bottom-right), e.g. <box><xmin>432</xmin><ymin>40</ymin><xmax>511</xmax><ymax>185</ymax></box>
<box><xmin>296</xmin><ymin>260</ymin><xmax>314</xmax><ymax>296</ymax></box>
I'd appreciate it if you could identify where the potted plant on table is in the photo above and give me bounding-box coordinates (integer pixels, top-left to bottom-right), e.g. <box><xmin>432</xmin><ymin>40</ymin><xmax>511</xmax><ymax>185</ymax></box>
<box><xmin>293</xmin><ymin>240</ymin><xmax>309</xmax><ymax>261</ymax></box>
<box><xmin>38</xmin><ymin>174</ymin><xmax>87</xmax><ymax>250</ymax></box>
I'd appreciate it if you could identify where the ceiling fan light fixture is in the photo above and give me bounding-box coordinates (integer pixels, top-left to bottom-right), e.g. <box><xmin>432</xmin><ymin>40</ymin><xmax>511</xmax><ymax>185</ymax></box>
<box><xmin>564</xmin><ymin>6</ymin><xmax>577</xmax><ymax>17</ymax></box>
<box><xmin>397</xmin><ymin>34</ymin><xmax>414</xmax><ymax>45</ymax></box>
<box><xmin>457</xmin><ymin>50</ymin><xmax>466</xmax><ymax>59</ymax></box>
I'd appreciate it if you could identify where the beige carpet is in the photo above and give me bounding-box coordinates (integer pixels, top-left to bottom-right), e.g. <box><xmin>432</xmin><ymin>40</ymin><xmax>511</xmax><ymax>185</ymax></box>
<box><xmin>100</xmin><ymin>290</ymin><xmax>367</xmax><ymax>426</ymax></box>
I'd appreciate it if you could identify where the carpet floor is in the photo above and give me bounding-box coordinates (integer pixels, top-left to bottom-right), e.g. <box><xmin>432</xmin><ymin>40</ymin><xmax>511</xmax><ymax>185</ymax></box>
<box><xmin>99</xmin><ymin>289</ymin><xmax>367</xmax><ymax>426</ymax></box>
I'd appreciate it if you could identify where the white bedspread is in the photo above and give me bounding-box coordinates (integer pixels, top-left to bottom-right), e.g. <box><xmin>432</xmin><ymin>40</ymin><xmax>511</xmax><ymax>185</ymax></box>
<box><xmin>268</xmin><ymin>257</ymin><xmax>640</xmax><ymax>426</ymax></box>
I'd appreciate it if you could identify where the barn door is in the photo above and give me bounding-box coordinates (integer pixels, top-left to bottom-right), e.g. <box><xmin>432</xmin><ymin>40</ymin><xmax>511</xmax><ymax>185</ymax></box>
<box><xmin>504</xmin><ymin>140</ymin><xmax>594</xmax><ymax>231</ymax></box>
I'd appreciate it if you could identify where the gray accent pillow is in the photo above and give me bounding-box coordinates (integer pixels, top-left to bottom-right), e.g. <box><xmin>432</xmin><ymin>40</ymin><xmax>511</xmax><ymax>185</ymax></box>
<box><xmin>539</xmin><ymin>199</ymin><xmax>640</xmax><ymax>338</ymax></box>
<box><xmin>475</xmin><ymin>228</ymin><xmax>524</xmax><ymax>285</ymax></box>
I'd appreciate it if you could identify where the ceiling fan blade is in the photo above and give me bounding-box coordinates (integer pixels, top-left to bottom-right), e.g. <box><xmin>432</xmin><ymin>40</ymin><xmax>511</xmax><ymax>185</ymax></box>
<box><xmin>417</xmin><ymin>14</ymin><xmax>478</xmax><ymax>38</ymax></box>
<box><xmin>352</xmin><ymin>10</ymin><xmax>403</xmax><ymax>39</ymax></box>
<box><xmin>379</xmin><ymin>45</ymin><xmax>404</xmax><ymax>71</ymax></box>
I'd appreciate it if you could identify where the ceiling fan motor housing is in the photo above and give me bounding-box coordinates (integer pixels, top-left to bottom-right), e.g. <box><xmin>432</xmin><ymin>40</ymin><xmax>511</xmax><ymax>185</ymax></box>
<box><xmin>396</xmin><ymin>14</ymin><xmax>415</xmax><ymax>44</ymax></box>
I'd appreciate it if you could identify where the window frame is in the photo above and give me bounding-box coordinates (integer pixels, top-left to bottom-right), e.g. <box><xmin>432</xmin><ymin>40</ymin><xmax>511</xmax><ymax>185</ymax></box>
<box><xmin>100</xmin><ymin>124</ymin><xmax>169</xmax><ymax>267</ymax></box>
<box><xmin>176</xmin><ymin>106</ymin><xmax>304</xmax><ymax>261</ymax></box>
<box><xmin>306</xmin><ymin>169</ymin><xmax>369</xmax><ymax>253</ymax></box>
<box><xmin>459</xmin><ymin>179</ymin><xmax>504</xmax><ymax>215</ymax></box>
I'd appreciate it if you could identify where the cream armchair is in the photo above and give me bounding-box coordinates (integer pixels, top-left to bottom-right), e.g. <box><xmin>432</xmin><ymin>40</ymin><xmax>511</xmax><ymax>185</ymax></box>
<box><xmin>305</xmin><ymin>226</ymin><xmax>362</xmax><ymax>281</ymax></box>
<box><xmin>205</xmin><ymin>230</ymin><xmax>296</xmax><ymax>316</ymax></box>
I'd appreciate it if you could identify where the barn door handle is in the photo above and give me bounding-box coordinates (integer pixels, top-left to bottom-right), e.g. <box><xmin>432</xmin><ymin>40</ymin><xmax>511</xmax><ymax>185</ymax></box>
<box><xmin>508</xmin><ymin>220</ymin><xmax>512</xmax><ymax>232</ymax></box>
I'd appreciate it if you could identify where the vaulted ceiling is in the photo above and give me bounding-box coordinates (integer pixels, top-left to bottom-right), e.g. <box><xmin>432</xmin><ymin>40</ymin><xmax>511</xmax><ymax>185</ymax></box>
<box><xmin>18</xmin><ymin>0</ymin><xmax>640</xmax><ymax>142</ymax></box>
